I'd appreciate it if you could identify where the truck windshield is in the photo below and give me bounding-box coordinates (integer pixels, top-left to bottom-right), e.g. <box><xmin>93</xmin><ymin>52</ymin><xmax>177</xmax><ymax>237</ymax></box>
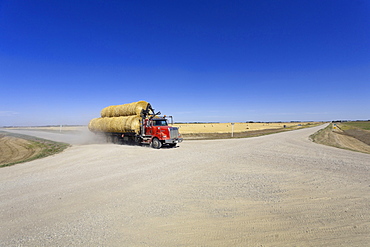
<box><xmin>153</xmin><ymin>120</ymin><xmax>167</xmax><ymax>126</ymax></box>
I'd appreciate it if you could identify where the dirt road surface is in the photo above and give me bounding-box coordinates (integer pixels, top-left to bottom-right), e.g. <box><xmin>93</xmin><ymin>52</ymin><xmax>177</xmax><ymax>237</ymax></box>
<box><xmin>1</xmin><ymin>125</ymin><xmax>369</xmax><ymax>246</ymax></box>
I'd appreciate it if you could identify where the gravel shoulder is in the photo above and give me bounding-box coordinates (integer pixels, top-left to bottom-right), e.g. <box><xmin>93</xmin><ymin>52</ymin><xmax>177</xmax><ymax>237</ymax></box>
<box><xmin>1</xmin><ymin>124</ymin><xmax>369</xmax><ymax>246</ymax></box>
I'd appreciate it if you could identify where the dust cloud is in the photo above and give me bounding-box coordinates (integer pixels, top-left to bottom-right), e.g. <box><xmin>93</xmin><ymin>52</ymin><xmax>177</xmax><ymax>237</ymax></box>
<box><xmin>73</xmin><ymin>126</ymin><xmax>107</xmax><ymax>145</ymax></box>
<box><xmin>1</xmin><ymin>126</ymin><xmax>107</xmax><ymax>145</ymax></box>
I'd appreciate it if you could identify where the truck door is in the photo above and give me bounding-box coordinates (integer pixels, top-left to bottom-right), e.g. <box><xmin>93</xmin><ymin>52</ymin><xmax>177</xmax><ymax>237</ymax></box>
<box><xmin>145</xmin><ymin>120</ymin><xmax>153</xmax><ymax>135</ymax></box>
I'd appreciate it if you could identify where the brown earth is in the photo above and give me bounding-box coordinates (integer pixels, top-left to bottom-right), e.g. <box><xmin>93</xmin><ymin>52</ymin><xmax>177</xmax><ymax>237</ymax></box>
<box><xmin>0</xmin><ymin>131</ymin><xmax>70</xmax><ymax>167</ymax></box>
<box><xmin>0</xmin><ymin>134</ymin><xmax>41</xmax><ymax>166</ymax></box>
<box><xmin>311</xmin><ymin>124</ymin><xmax>370</xmax><ymax>154</ymax></box>
<box><xmin>341</xmin><ymin>128</ymin><xmax>370</xmax><ymax>146</ymax></box>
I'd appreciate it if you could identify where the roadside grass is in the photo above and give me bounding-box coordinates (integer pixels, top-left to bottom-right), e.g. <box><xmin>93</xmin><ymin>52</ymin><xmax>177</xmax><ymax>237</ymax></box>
<box><xmin>309</xmin><ymin>124</ymin><xmax>335</xmax><ymax>146</ymax></box>
<box><xmin>338</xmin><ymin>121</ymin><xmax>370</xmax><ymax>131</ymax></box>
<box><xmin>310</xmin><ymin>123</ymin><xmax>370</xmax><ymax>154</ymax></box>
<box><xmin>0</xmin><ymin>131</ymin><xmax>70</xmax><ymax>168</ymax></box>
<box><xmin>337</xmin><ymin>121</ymin><xmax>370</xmax><ymax>146</ymax></box>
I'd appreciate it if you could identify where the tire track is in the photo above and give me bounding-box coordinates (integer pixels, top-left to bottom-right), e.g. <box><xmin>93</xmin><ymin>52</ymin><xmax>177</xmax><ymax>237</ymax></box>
<box><xmin>0</xmin><ymin>136</ymin><xmax>37</xmax><ymax>166</ymax></box>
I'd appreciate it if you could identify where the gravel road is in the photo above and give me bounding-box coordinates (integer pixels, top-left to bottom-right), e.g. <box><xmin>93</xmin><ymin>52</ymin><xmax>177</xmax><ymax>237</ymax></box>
<box><xmin>1</xmin><ymin>125</ymin><xmax>369</xmax><ymax>246</ymax></box>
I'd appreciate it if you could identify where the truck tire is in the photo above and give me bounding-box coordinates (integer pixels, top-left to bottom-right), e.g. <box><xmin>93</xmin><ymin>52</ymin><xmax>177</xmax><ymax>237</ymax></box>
<box><xmin>113</xmin><ymin>136</ymin><xmax>119</xmax><ymax>144</ymax></box>
<box><xmin>135</xmin><ymin>136</ymin><xmax>142</xmax><ymax>144</ymax></box>
<box><xmin>106</xmin><ymin>135</ymin><xmax>112</xmax><ymax>143</ymax></box>
<box><xmin>151</xmin><ymin>138</ymin><xmax>162</xmax><ymax>149</ymax></box>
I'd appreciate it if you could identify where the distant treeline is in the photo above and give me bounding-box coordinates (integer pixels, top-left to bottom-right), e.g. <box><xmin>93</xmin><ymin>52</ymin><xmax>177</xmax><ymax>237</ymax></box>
<box><xmin>332</xmin><ymin>120</ymin><xmax>370</xmax><ymax>123</ymax></box>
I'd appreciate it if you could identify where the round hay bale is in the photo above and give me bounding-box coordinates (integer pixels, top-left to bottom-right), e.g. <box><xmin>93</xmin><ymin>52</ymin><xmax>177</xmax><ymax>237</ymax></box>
<box><xmin>130</xmin><ymin>116</ymin><xmax>142</xmax><ymax>133</ymax></box>
<box><xmin>133</xmin><ymin>101</ymin><xmax>148</xmax><ymax>115</ymax></box>
<box><xmin>113</xmin><ymin>105</ymin><xmax>121</xmax><ymax>117</ymax></box>
<box><xmin>100</xmin><ymin>101</ymin><xmax>149</xmax><ymax>117</ymax></box>
<box><xmin>98</xmin><ymin>118</ymin><xmax>108</xmax><ymax>132</ymax></box>
<box><xmin>89</xmin><ymin>115</ymin><xmax>142</xmax><ymax>133</ymax></box>
<box><xmin>88</xmin><ymin>118</ymin><xmax>99</xmax><ymax>132</ymax></box>
<box><xmin>110</xmin><ymin>117</ymin><xmax>126</xmax><ymax>133</ymax></box>
<box><xmin>89</xmin><ymin>116</ymin><xmax>142</xmax><ymax>133</ymax></box>
<box><xmin>108</xmin><ymin>105</ymin><xmax>117</xmax><ymax>117</ymax></box>
<box><xmin>100</xmin><ymin>106</ymin><xmax>109</xmax><ymax>118</ymax></box>
<box><xmin>109</xmin><ymin>117</ymin><xmax>119</xmax><ymax>132</ymax></box>
<box><xmin>125</xmin><ymin>116</ymin><xmax>137</xmax><ymax>132</ymax></box>
<box><xmin>101</xmin><ymin>105</ymin><xmax>116</xmax><ymax>118</ymax></box>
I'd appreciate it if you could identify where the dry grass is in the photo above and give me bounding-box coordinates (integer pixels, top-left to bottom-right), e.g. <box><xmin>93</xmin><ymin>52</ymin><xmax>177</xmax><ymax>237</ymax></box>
<box><xmin>100</xmin><ymin>101</ymin><xmax>148</xmax><ymax>117</ymax></box>
<box><xmin>172</xmin><ymin>122</ymin><xmax>318</xmax><ymax>134</ymax></box>
<box><xmin>310</xmin><ymin>124</ymin><xmax>370</xmax><ymax>154</ymax></box>
<box><xmin>88</xmin><ymin>116</ymin><xmax>141</xmax><ymax>133</ymax></box>
<box><xmin>0</xmin><ymin>131</ymin><xmax>69</xmax><ymax>168</ymax></box>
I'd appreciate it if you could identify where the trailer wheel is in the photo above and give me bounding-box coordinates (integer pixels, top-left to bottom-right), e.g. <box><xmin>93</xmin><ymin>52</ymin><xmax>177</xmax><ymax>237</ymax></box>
<box><xmin>112</xmin><ymin>136</ymin><xmax>119</xmax><ymax>144</ymax></box>
<box><xmin>106</xmin><ymin>135</ymin><xmax>112</xmax><ymax>143</ymax></box>
<box><xmin>151</xmin><ymin>138</ymin><xmax>162</xmax><ymax>149</ymax></box>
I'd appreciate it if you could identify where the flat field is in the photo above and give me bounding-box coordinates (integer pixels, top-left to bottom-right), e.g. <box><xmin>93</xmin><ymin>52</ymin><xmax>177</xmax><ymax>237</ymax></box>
<box><xmin>0</xmin><ymin>131</ymin><xmax>69</xmax><ymax>167</ymax></box>
<box><xmin>173</xmin><ymin>122</ymin><xmax>317</xmax><ymax>134</ymax></box>
<box><xmin>339</xmin><ymin>121</ymin><xmax>370</xmax><ymax>130</ymax></box>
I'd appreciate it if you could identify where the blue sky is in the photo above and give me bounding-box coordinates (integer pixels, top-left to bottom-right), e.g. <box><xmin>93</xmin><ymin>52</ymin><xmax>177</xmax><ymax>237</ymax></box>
<box><xmin>1</xmin><ymin>0</ymin><xmax>369</xmax><ymax>126</ymax></box>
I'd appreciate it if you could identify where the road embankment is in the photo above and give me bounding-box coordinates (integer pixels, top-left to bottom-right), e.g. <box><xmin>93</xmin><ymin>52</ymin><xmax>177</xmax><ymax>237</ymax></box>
<box><xmin>310</xmin><ymin>123</ymin><xmax>370</xmax><ymax>154</ymax></box>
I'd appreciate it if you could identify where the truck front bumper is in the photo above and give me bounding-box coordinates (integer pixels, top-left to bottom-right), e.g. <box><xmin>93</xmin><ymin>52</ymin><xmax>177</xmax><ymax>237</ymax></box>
<box><xmin>164</xmin><ymin>138</ymin><xmax>183</xmax><ymax>144</ymax></box>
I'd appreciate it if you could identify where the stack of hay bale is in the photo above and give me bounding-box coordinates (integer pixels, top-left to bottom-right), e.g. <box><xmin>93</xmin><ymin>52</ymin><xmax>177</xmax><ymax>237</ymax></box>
<box><xmin>88</xmin><ymin>101</ymin><xmax>149</xmax><ymax>134</ymax></box>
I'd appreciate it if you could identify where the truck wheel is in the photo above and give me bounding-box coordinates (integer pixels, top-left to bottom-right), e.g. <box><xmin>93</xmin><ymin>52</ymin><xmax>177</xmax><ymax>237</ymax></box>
<box><xmin>113</xmin><ymin>136</ymin><xmax>119</xmax><ymax>144</ymax></box>
<box><xmin>106</xmin><ymin>135</ymin><xmax>112</xmax><ymax>143</ymax></box>
<box><xmin>135</xmin><ymin>136</ymin><xmax>142</xmax><ymax>144</ymax></box>
<box><xmin>151</xmin><ymin>138</ymin><xmax>162</xmax><ymax>149</ymax></box>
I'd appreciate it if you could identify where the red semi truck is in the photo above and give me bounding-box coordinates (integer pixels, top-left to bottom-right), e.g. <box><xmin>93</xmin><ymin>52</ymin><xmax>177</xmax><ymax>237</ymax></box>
<box><xmin>93</xmin><ymin>103</ymin><xmax>183</xmax><ymax>149</ymax></box>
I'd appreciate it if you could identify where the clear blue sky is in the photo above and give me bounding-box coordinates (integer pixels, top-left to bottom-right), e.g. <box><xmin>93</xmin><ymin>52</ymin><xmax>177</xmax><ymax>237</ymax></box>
<box><xmin>1</xmin><ymin>0</ymin><xmax>369</xmax><ymax>126</ymax></box>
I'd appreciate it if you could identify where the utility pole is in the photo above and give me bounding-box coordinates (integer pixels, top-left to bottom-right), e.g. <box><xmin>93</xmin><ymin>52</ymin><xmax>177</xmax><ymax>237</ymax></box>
<box><xmin>231</xmin><ymin>123</ymin><xmax>234</xmax><ymax>137</ymax></box>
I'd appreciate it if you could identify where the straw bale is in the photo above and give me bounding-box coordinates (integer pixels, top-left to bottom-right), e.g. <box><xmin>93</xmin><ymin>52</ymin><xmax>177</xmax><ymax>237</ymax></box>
<box><xmin>101</xmin><ymin>101</ymin><xmax>148</xmax><ymax>117</ymax></box>
<box><xmin>131</xmin><ymin>116</ymin><xmax>141</xmax><ymax>133</ymax></box>
<box><xmin>88</xmin><ymin>116</ymin><xmax>142</xmax><ymax>133</ymax></box>
<box><xmin>124</xmin><ymin>115</ymin><xmax>134</xmax><ymax>131</ymax></box>
<box><xmin>110</xmin><ymin>117</ymin><xmax>126</xmax><ymax>133</ymax></box>
<box><xmin>88</xmin><ymin>118</ymin><xmax>99</xmax><ymax>132</ymax></box>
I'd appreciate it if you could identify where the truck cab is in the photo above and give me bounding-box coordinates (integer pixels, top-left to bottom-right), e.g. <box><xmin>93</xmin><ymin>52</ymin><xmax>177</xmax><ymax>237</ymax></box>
<box><xmin>143</xmin><ymin>116</ymin><xmax>183</xmax><ymax>148</ymax></box>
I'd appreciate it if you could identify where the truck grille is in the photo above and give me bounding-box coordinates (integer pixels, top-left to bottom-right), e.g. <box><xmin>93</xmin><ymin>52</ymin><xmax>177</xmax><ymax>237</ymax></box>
<box><xmin>169</xmin><ymin>127</ymin><xmax>179</xmax><ymax>139</ymax></box>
